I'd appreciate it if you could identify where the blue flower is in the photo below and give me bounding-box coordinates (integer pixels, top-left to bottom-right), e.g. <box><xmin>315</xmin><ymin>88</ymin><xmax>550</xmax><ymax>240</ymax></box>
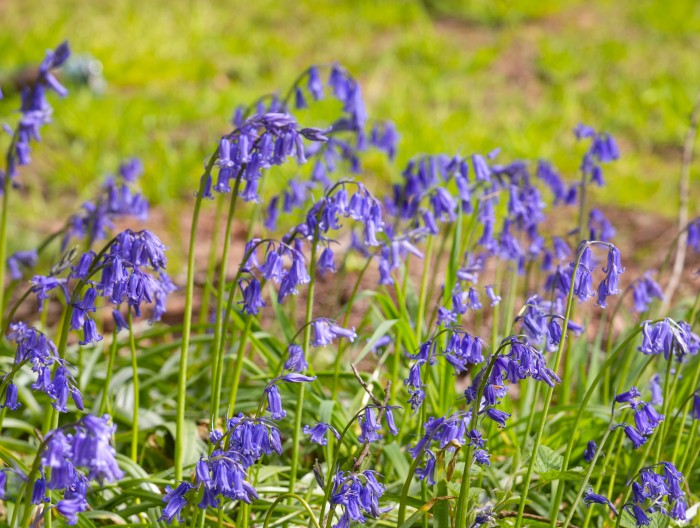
<box><xmin>583</xmin><ymin>488</ymin><xmax>617</xmax><ymax>515</ymax></box>
<box><xmin>485</xmin><ymin>408</ymin><xmax>510</xmax><ymax>428</ymax></box>
<box><xmin>415</xmin><ymin>450</ymin><xmax>437</xmax><ymax>485</ymax></box>
<box><xmin>6</xmin><ymin>249</ymin><xmax>38</xmax><ymax>280</ymax></box>
<box><xmin>621</xmin><ymin>425</ymin><xmax>647</xmax><ymax>449</ymax></box>
<box><xmin>160</xmin><ymin>482</ymin><xmax>193</xmax><ymax>523</ymax></box>
<box><xmin>583</xmin><ymin>441</ymin><xmax>598</xmax><ymax>463</ymax></box>
<box><xmin>239</xmin><ymin>278</ymin><xmax>266</xmax><ymax>315</ymax></box>
<box><xmin>633</xmin><ymin>273</ymin><xmax>664</xmax><ymax>312</ymax></box>
<box><xmin>264</xmin><ymin>385</ymin><xmax>286</xmax><ymax>420</ymax></box>
<box><xmin>303</xmin><ymin>422</ymin><xmax>340</xmax><ymax>445</ymax></box>
<box><xmin>284</xmin><ymin>343</ymin><xmax>308</xmax><ymax>372</ymax></box>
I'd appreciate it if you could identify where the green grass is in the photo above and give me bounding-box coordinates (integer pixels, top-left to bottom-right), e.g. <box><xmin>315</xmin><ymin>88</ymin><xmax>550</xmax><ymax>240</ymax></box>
<box><xmin>1</xmin><ymin>0</ymin><xmax>700</xmax><ymax>254</ymax></box>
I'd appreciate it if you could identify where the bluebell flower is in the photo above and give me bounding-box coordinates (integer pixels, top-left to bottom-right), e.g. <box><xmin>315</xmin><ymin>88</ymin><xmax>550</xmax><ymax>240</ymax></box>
<box><xmin>628</xmin><ymin>504</ymin><xmax>650</xmax><ymax>526</ymax></box>
<box><xmin>284</xmin><ymin>343</ymin><xmax>308</xmax><ymax>372</ymax></box>
<box><xmin>239</xmin><ymin>277</ymin><xmax>266</xmax><ymax>315</ymax></box>
<box><xmin>474</xmin><ymin>449</ymin><xmax>491</xmax><ymax>466</ymax></box>
<box><xmin>415</xmin><ymin>450</ymin><xmax>437</xmax><ymax>485</ymax></box>
<box><xmin>31</xmin><ymin>474</ymin><xmax>48</xmax><ymax>504</ymax></box>
<box><xmin>691</xmin><ymin>392</ymin><xmax>700</xmax><ymax>420</ymax></box>
<box><xmin>307</xmin><ymin>66</ymin><xmax>324</xmax><ymax>100</ymax></box>
<box><xmin>31</xmin><ymin>275</ymin><xmax>66</xmax><ymax>309</ymax></box>
<box><xmin>485</xmin><ymin>408</ymin><xmax>510</xmax><ymax>428</ymax></box>
<box><xmin>583</xmin><ymin>488</ymin><xmax>617</xmax><ymax>515</ymax></box>
<box><xmin>621</xmin><ymin>425</ymin><xmax>647</xmax><ymax>449</ymax></box>
<box><xmin>597</xmin><ymin>245</ymin><xmax>624</xmax><ymax>308</ymax></box>
<box><xmin>160</xmin><ymin>482</ymin><xmax>193</xmax><ymax>523</ymax></box>
<box><xmin>575</xmin><ymin>124</ymin><xmax>619</xmax><ymax>187</ymax></box>
<box><xmin>358</xmin><ymin>407</ymin><xmax>383</xmax><ymax>444</ymax></box>
<box><xmin>571</xmin><ymin>246</ymin><xmax>595</xmax><ymax>302</ymax></box>
<box><xmin>1</xmin><ymin>382</ymin><xmax>20</xmax><ymax>410</ymax></box>
<box><xmin>485</xmin><ymin>285</ymin><xmax>501</xmax><ymax>306</ymax></box>
<box><xmin>615</xmin><ymin>387</ymin><xmax>641</xmax><ymax>405</ymax></box>
<box><xmin>369</xmin><ymin>121</ymin><xmax>398</xmax><ymax>160</ymax></box>
<box><xmin>7</xmin><ymin>249</ymin><xmax>38</xmax><ymax>280</ymax></box>
<box><xmin>303</xmin><ymin>422</ymin><xmax>340</xmax><ymax>445</ymax></box>
<box><xmin>588</xmin><ymin>209</ymin><xmax>616</xmax><ymax>242</ymax></box>
<box><xmin>583</xmin><ymin>441</ymin><xmax>598</xmax><ymax>463</ymax></box>
<box><xmin>633</xmin><ymin>403</ymin><xmax>664</xmax><ymax>435</ymax></box>
<box><xmin>633</xmin><ymin>273</ymin><xmax>664</xmax><ymax>312</ymax></box>
<box><xmin>310</xmin><ymin>319</ymin><xmax>357</xmax><ymax>347</ymax></box>
<box><xmin>264</xmin><ymin>385</ymin><xmax>286</xmax><ymax>420</ymax></box>
<box><xmin>5</xmin><ymin>42</ymin><xmax>71</xmax><ymax>185</ymax></box>
<box><xmin>318</xmin><ymin>247</ymin><xmax>336</xmax><ymax>275</ymax></box>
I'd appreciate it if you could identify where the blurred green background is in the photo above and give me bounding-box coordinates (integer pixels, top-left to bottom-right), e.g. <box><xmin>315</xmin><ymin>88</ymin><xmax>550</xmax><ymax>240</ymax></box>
<box><xmin>1</xmin><ymin>0</ymin><xmax>699</xmax><ymax>244</ymax></box>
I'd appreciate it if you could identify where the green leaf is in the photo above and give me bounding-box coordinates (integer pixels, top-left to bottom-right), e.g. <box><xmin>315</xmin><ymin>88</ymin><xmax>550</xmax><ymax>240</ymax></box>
<box><xmin>398</xmin><ymin>496</ymin><xmax>456</xmax><ymax>528</ymax></box>
<box><xmin>533</xmin><ymin>445</ymin><xmax>563</xmax><ymax>480</ymax></box>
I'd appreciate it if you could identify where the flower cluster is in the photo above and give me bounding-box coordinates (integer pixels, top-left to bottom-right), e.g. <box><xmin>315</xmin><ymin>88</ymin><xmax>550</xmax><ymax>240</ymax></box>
<box><xmin>613</xmin><ymin>387</ymin><xmax>664</xmax><ymax>449</ymax></box>
<box><xmin>4</xmin><ymin>42</ymin><xmax>71</xmax><ymax>187</ymax></box>
<box><xmin>329</xmin><ymin>469</ymin><xmax>388</xmax><ymax>528</ymax></box>
<box><xmin>2</xmin><ymin>323</ymin><xmax>82</xmax><ymax>412</ymax></box>
<box><xmin>639</xmin><ymin>318</ymin><xmax>700</xmax><ymax>361</ymax></box>
<box><xmin>625</xmin><ymin>463</ymin><xmax>688</xmax><ymax>524</ymax></box>
<box><xmin>161</xmin><ymin>375</ymin><xmax>315</xmax><ymax>522</ymax></box>
<box><xmin>32</xmin><ymin>415</ymin><xmax>124</xmax><ymax>525</ymax></box>
<box><xmin>62</xmin><ymin>158</ymin><xmax>148</xmax><ymax>249</ymax></box>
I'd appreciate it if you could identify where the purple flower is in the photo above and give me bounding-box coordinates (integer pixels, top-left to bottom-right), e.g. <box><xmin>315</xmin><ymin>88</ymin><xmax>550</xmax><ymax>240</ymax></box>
<box><xmin>310</xmin><ymin>319</ymin><xmax>357</xmax><ymax>347</ymax></box>
<box><xmin>284</xmin><ymin>343</ymin><xmax>308</xmax><ymax>372</ymax></box>
<box><xmin>303</xmin><ymin>422</ymin><xmax>340</xmax><ymax>445</ymax></box>
<box><xmin>7</xmin><ymin>249</ymin><xmax>38</xmax><ymax>280</ymax></box>
<box><xmin>474</xmin><ymin>449</ymin><xmax>491</xmax><ymax>466</ymax></box>
<box><xmin>621</xmin><ymin>425</ymin><xmax>647</xmax><ymax>449</ymax></box>
<box><xmin>691</xmin><ymin>392</ymin><xmax>700</xmax><ymax>420</ymax></box>
<box><xmin>264</xmin><ymin>385</ymin><xmax>286</xmax><ymax>420</ymax></box>
<box><xmin>239</xmin><ymin>278</ymin><xmax>266</xmax><ymax>315</ymax></box>
<box><xmin>31</xmin><ymin>275</ymin><xmax>66</xmax><ymax>309</ymax></box>
<box><xmin>583</xmin><ymin>441</ymin><xmax>598</xmax><ymax>463</ymax></box>
<box><xmin>485</xmin><ymin>408</ymin><xmax>510</xmax><ymax>428</ymax></box>
<box><xmin>415</xmin><ymin>450</ymin><xmax>437</xmax><ymax>485</ymax></box>
<box><xmin>583</xmin><ymin>488</ymin><xmax>617</xmax><ymax>515</ymax></box>
<box><xmin>633</xmin><ymin>273</ymin><xmax>664</xmax><ymax>312</ymax></box>
<box><xmin>634</xmin><ymin>403</ymin><xmax>664</xmax><ymax>435</ymax></box>
<box><xmin>160</xmin><ymin>482</ymin><xmax>193</xmax><ymax>523</ymax></box>
<box><xmin>1</xmin><ymin>382</ymin><xmax>20</xmax><ymax>410</ymax></box>
<box><xmin>615</xmin><ymin>387</ymin><xmax>641</xmax><ymax>405</ymax></box>
<box><xmin>317</xmin><ymin>247</ymin><xmax>336</xmax><ymax>275</ymax></box>
<box><xmin>485</xmin><ymin>285</ymin><xmax>501</xmax><ymax>306</ymax></box>
<box><xmin>358</xmin><ymin>407</ymin><xmax>382</xmax><ymax>444</ymax></box>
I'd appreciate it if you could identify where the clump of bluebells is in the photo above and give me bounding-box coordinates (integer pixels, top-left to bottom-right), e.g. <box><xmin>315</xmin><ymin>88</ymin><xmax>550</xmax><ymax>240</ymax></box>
<box><xmin>0</xmin><ymin>44</ymin><xmax>697</xmax><ymax>528</ymax></box>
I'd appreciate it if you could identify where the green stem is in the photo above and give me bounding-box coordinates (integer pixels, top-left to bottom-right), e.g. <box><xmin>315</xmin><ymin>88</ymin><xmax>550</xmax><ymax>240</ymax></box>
<box><xmin>176</xmin><ymin>152</ymin><xmax>219</xmax><ymax>481</ymax></box>
<box><xmin>332</xmin><ymin>254</ymin><xmax>373</xmax><ymax>400</ymax></box>
<box><xmin>562</xmin><ymin>421</ymin><xmax>615</xmax><ymax>528</ymax></box>
<box><xmin>515</xmin><ymin>243</ymin><xmax>588</xmax><ymax>527</ymax></box>
<box><xmin>128</xmin><ymin>310</ymin><xmax>139</xmax><ymax>462</ymax></box>
<box><xmin>99</xmin><ymin>329</ymin><xmax>119</xmax><ymax>415</ymax></box>
<box><xmin>263</xmin><ymin>493</ymin><xmax>321</xmax><ymax>528</ymax></box>
<box><xmin>210</xmin><ymin>176</ymin><xmax>243</xmax><ymax>423</ymax></box>
<box><xmin>0</xmin><ymin>172</ymin><xmax>11</xmax><ymax>329</ymax></box>
<box><xmin>549</xmin><ymin>327</ymin><xmax>646</xmax><ymax>526</ymax></box>
<box><xmin>227</xmin><ymin>315</ymin><xmax>253</xmax><ymax>414</ymax></box>
<box><xmin>289</xmin><ymin>236</ymin><xmax>318</xmax><ymax>494</ymax></box>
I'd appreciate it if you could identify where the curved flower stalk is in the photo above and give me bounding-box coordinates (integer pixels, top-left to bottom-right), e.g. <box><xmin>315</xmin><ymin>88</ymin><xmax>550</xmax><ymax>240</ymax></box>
<box><xmin>1</xmin><ymin>42</ymin><xmax>71</xmax><ymax>326</ymax></box>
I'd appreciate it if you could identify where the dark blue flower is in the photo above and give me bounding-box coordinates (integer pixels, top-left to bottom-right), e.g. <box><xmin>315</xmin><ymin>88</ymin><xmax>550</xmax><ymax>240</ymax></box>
<box><xmin>621</xmin><ymin>425</ymin><xmax>647</xmax><ymax>449</ymax></box>
<box><xmin>485</xmin><ymin>408</ymin><xmax>510</xmax><ymax>428</ymax></box>
<box><xmin>583</xmin><ymin>441</ymin><xmax>598</xmax><ymax>463</ymax></box>
<box><xmin>583</xmin><ymin>488</ymin><xmax>617</xmax><ymax>515</ymax></box>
